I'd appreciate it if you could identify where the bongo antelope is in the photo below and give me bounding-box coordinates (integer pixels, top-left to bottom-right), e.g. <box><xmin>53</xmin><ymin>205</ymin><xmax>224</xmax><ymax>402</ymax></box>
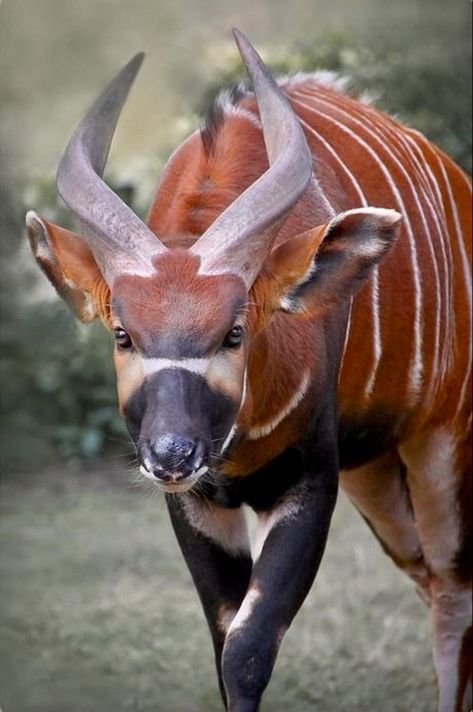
<box><xmin>26</xmin><ymin>30</ymin><xmax>472</xmax><ymax>712</ymax></box>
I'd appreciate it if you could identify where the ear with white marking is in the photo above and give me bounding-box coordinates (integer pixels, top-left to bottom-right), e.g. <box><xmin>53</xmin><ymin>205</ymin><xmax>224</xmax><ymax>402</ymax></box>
<box><xmin>26</xmin><ymin>211</ymin><xmax>107</xmax><ymax>323</ymax></box>
<box><xmin>268</xmin><ymin>208</ymin><xmax>401</xmax><ymax>316</ymax></box>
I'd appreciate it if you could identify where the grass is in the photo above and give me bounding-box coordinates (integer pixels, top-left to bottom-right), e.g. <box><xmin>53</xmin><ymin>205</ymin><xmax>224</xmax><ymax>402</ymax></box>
<box><xmin>0</xmin><ymin>462</ymin><xmax>435</xmax><ymax>712</ymax></box>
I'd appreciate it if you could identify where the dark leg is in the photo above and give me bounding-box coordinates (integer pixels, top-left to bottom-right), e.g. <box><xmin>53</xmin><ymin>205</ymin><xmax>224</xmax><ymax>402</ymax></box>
<box><xmin>221</xmin><ymin>469</ymin><xmax>338</xmax><ymax>712</ymax></box>
<box><xmin>166</xmin><ymin>493</ymin><xmax>253</xmax><ymax>707</ymax></box>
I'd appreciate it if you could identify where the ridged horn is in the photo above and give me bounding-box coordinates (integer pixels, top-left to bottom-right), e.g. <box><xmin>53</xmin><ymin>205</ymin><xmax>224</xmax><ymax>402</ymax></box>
<box><xmin>190</xmin><ymin>29</ymin><xmax>312</xmax><ymax>288</ymax></box>
<box><xmin>57</xmin><ymin>53</ymin><xmax>167</xmax><ymax>284</ymax></box>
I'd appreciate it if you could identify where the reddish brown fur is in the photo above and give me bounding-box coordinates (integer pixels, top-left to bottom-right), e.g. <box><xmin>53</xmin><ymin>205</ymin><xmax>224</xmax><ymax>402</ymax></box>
<box><xmin>112</xmin><ymin>251</ymin><xmax>246</xmax><ymax>355</ymax></box>
<box><xmin>150</xmin><ymin>117</ymin><xmax>268</xmax><ymax>239</ymax></box>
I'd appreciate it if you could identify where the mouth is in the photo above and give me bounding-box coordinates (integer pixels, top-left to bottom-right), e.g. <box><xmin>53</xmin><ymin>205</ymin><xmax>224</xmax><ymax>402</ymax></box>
<box><xmin>138</xmin><ymin>464</ymin><xmax>208</xmax><ymax>493</ymax></box>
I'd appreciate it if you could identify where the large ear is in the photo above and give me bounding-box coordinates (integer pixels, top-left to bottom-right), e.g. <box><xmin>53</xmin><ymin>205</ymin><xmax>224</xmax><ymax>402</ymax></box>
<box><xmin>26</xmin><ymin>211</ymin><xmax>108</xmax><ymax>323</ymax></box>
<box><xmin>267</xmin><ymin>208</ymin><xmax>402</xmax><ymax>317</ymax></box>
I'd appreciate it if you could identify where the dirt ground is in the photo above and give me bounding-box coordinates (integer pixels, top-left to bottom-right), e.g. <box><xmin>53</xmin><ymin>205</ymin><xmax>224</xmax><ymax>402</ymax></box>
<box><xmin>0</xmin><ymin>462</ymin><xmax>435</xmax><ymax>712</ymax></box>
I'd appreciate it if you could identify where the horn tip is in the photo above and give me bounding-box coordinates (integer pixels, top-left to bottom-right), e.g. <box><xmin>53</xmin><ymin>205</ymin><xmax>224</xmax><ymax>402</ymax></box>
<box><xmin>118</xmin><ymin>52</ymin><xmax>145</xmax><ymax>85</ymax></box>
<box><xmin>132</xmin><ymin>51</ymin><xmax>145</xmax><ymax>64</ymax></box>
<box><xmin>232</xmin><ymin>29</ymin><xmax>271</xmax><ymax>84</ymax></box>
<box><xmin>232</xmin><ymin>28</ymin><xmax>253</xmax><ymax>56</ymax></box>
<box><xmin>128</xmin><ymin>51</ymin><xmax>146</xmax><ymax>74</ymax></box>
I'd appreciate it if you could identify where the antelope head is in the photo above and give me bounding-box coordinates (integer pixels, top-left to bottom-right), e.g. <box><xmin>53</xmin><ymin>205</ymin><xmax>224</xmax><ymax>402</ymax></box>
<box><xmin>26</xmin><ymin>31</ymin><xmax>400</xmax><ymax>492</ymax></box>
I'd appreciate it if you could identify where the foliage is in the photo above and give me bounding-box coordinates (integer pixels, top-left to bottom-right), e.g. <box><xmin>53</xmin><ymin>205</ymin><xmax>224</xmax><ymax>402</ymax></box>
<box><xmin>1</xmin><ymin>301</ymin><xmax>127</xmax><ymax>471</ymax></box>
<box><xmin>1</xmin><ymin>173</ymin><xmax>134</xmax><ymax>472</ymax></box>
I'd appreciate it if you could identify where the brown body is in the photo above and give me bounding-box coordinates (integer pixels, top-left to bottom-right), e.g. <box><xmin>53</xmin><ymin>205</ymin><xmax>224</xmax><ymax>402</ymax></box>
<box><xmin>27</xmin><ymin>36</ymin><xmax>471</xmax><ymax>712</ymax></box>
<box><xmin>150</xmin><ymin>77</ymin><xmax>473</xmax><ymax>711</ymax></box>
<box><xmin>149</xmin><ymin>77</ymin><xmax>472</xmax><ymax>469</ymax></box>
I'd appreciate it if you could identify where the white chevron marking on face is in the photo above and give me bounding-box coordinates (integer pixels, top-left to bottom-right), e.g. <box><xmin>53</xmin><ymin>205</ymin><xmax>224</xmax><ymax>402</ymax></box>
<box><xmin>141</xmin><ymin>357</ymin><xmax>210</xmax><ymax>377</ymax></box>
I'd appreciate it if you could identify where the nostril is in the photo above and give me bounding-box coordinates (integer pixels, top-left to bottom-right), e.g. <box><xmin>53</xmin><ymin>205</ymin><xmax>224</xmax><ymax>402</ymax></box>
<box><xmin>140</xmin><ymin>434</ymin><xmax>210</xmax><ymax>479</ymax></box>
<box><xmin>149</xmin><ymin>434</ymin><xmax>208</xmax><ymax>476</ymax></box>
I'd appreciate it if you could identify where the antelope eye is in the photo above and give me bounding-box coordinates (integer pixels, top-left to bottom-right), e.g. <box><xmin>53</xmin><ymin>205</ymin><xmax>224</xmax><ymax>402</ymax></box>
<box><xmin>114</xmin><ymin>327</ymin><xmax>132</xmax><ymax>350</ymax></box>
<box><xmin>223</xmin><ymin>325</ymin><xmax>244</xmax><ymax>349</ymax></box>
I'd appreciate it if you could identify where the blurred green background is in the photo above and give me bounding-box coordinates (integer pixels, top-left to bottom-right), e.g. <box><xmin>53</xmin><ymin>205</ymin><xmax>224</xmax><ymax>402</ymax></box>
<box><xmin>0</xmin><ymin>1</ymin><xmax>471</xmax><ymax>711</ymax></box>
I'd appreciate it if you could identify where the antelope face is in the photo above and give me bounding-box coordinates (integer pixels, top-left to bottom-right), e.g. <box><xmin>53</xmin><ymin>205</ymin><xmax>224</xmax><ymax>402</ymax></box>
<box><xmin>111</xmin><ymin>252</ymin><xmax>249</xmax><ymax>491</ymax></box>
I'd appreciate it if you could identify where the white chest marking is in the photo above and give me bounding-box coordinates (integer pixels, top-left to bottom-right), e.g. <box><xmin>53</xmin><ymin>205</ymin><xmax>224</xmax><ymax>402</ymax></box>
<box><xmin>252</xmin><ymin>499</ymin><xmax>303</xmax><ymax>562</ymax></box>
<box><xmin>247</xmin><ymin>370</ymin><xmax>312</xmax><ymax>440</ymax></box>
<box><xmin>181</xmin><ymin>495</ymin><xmax>250</xmax><ymax>556</ymax></box>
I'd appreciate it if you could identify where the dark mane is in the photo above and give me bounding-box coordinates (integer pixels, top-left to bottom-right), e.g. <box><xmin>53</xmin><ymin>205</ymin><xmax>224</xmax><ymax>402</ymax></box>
<box><xmin>200</xmin><ymin>82</ymin><xmax>251</xmax><ymax>156</ymax></box>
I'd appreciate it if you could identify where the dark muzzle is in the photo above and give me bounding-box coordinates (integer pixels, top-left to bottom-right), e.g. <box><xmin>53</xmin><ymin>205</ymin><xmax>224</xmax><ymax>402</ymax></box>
<box><xmin>140</xmin><ymin>433</ymin><xmax>209</xmax><ymax>481</ymax></box>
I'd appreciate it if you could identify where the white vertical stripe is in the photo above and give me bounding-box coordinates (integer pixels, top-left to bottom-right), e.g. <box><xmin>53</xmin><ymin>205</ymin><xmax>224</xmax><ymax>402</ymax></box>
<box><xmin>395</xmin><ymin>131</ymin><xmax>453</xmax><ymax>386</ymax></box>
<box><xmin>293</xmin><ymin>94</ymin><xmax>424</xmax><ymax>400</ymax></box>
<box><xmin>310</xmin><ymin>174</ymin><xmax>337</xmax><ymax>217</ymax></box>
<box><xmin>340</xmin><ymin>297</ymin><xmax>353</xmax><ymax>379</ymax></box>
<box><xmin>364</xmin><ymin>267</ymin><xmax>382</xmax><ymax>396</ymax></box>
<box><xmin>404</xmin><ymin>132</ymin><xmax>448</xmax><ymax>220</ymax></box>
<box><xmin>296</xmin><ymin>93</ymin><xmax>438</xmax><ymax>376</ymax></box>
<box><xmin>308</xmin><ymin>91</ymin><xmax>444</xmax><ymax>404</ymax></box>
<box><xmin>361</xmin><ymin>121</ymin><xmax>443</xmax><ymax>397</ymax></box>
<box><xmin>297</xmin><ymin>117</ymin><xmax>381</xmax><ymax>398</ymax></box>
<box><xmin>434</xmin><ymin>155</ymin><xmax>472</xmax><ymax>422</ymax></box>
<box><xmin>297</xmin><ymin>117</ymin><xmax>366</xmax><ymax>204</ymax></box>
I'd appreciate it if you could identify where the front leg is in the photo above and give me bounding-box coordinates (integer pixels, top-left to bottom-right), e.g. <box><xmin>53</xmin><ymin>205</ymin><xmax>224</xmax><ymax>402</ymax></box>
<box><xmin>222</xmin><ymin>467</ymin><xmax>338</xmax><ymax>712</ymax></box>
<box><xmin>166</xmin><ymin>493</ymin><xmax>253</xmax><ymax>707</ymax></box>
